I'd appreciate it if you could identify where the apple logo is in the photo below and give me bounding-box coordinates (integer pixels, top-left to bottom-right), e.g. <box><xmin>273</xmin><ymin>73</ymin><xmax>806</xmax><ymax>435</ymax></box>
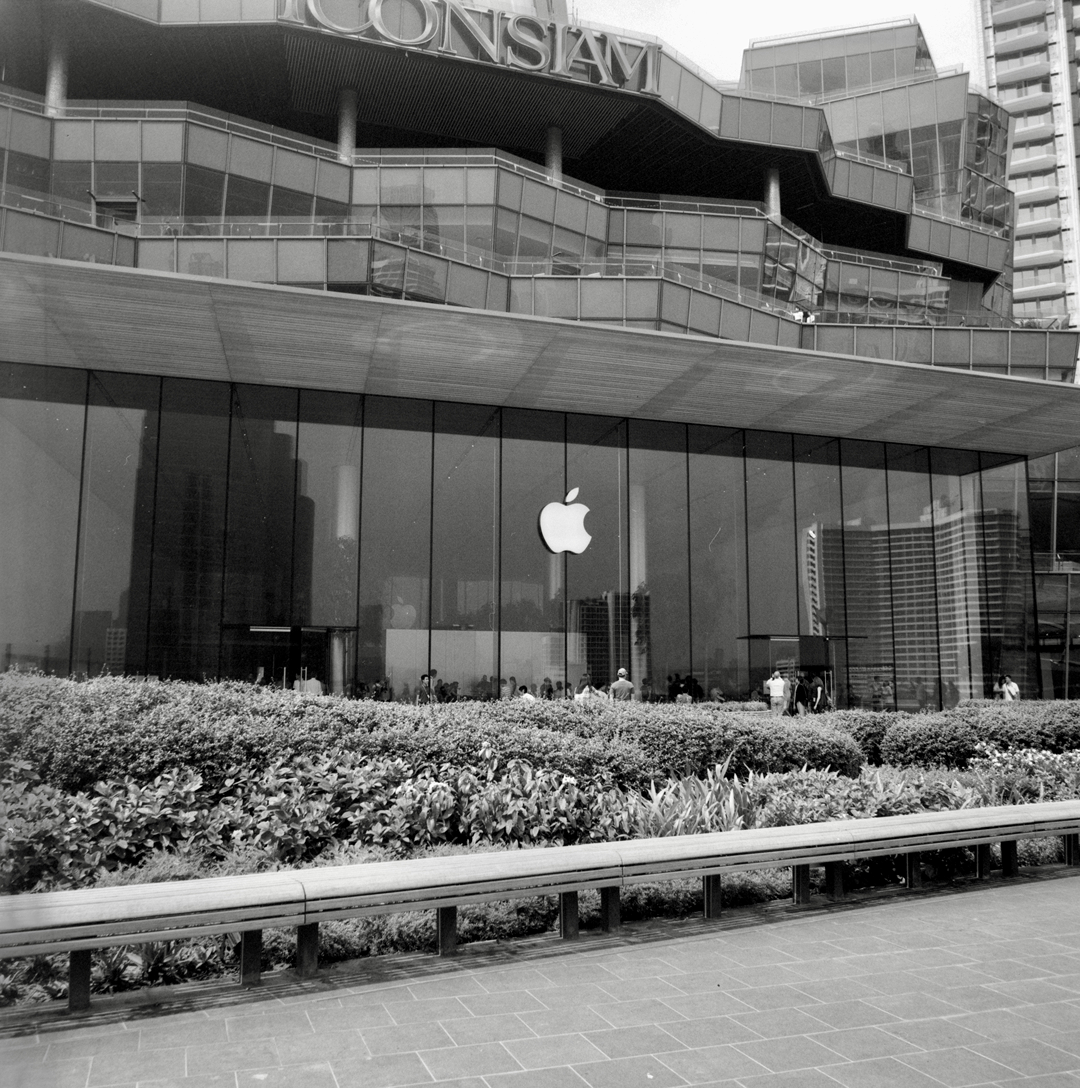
<box><xmin>539</xmin><ymin>488</ymin><xmax>592</xmax><ymax>554</ymax></box>
<box><xmin>389</xmin><ymin>596</ymin><xmax>417</xmax><ymax>629</ymax></box>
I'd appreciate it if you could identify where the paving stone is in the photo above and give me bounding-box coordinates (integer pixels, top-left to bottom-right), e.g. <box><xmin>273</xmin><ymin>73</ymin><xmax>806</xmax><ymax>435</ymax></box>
<box><xmin>46</xmin><ymin>1030</ymin><xmax>141</xmax><ymax>1062</ymax></box>
<box><xmin>333</xmin><ymin>1050</ymin><xmax>434</xmax><ymax>1088</ymax></box>
<box><xmin>87</xmin><ymin>1046</ymin><xmax>186</xmax><ymax>1086</ymax></box>
<box><xmin>226</xmin><ymin>1010</ymin><xmax>314</xmax><ymax>1042</ymax></box>
<box><xmin>518</xmin><ymin>1008</ymin><xmax>614</xmax><ymax>1037</ymax></box>
<box><xmin>383</xmin><ymin>997</ymin><xmax>473</xmax><ymax>1024</ymax></box>
<box><xmin>360</xmin><ymin>1020</ymin><xmax>455</xmax><ymax>1056</ymax></box>
<box><xmin>459</xmin><ymin>991</ymin><xmax>547</xmax><ymax>1018</ymax></box>
<box><xmin>571</xmin><ymin>1053</ymin><xmax>687</xmax><ymax>1088</ymax></box>
<box><xmin>655</xmin><ymin>1041</ymin><xmax>770</xmax><ymax>1082</ymax></box>
<box><xmin>275</xmin><ymin>1027</ymin><xmax>369</xmax><ymax>1065</ymax></box>
<box><xmin>971</xmin><ymin>1037</ymin><xmax>1080</xmax><ymax>1076</ymax></box>
<box><xmin>485</xmin><ymin>1068</ymin><xmax>592</xmax><ymax>1088</ymax></box>
<box><xmin>234</xmin><ymin>1062</ymin><xmax>338</xmax><ymax>1088</ymax></box>
<box><xmin>306</xmin><ymin>1003</ymin><xmax>396</xmax><ymax>1032</ymax></box>
<box><xmin>896</xmin><ymin>1046</ymin><xmax>1019</xmax><ymax>1087</ymax></box>
<box><xmin>728</xmin><ymin>1006</ymin><xmax>834</xmax><ymax>1039</ymax></box>
<box><xmin>187</xmin><ymin>1039</ymin><xmax>282</xmax><ymax>1077</ymax></box>
<box><xmin>6</xmin><ymin>1056</ymin><xmax>93</xmax><ymax>1088</ymax></box>
<box><xmin>418</xmin><ymin>1041</ymin><xmax>522</xmax><ymax>1080</ymax></box>
<box><xmin>442</xmin><ymin>1013</ymin><xmax>535</xmax><ymax>1046</ymax></box>
<box><xmin>657</xmin><ymin>1015</ymin><xmax>764</xmax><ymax>1049</ymax></box>
<box><xmin>582</xmin><ymin>1023</ymin><xmax>686</xmax><ymax>1059</ymax></box>
<box><xmin>824</xmin><ymin>1055</ymin><xmax>950</xmax><ymax>1087</ymax></box>
<box><xmin>807</xmin><ymin>1026</ymin><xmax>920</xmax><ymax>1061</ymax></box>
<box><xmin>591</xmin><ymin>997</ymin><xmax>684</xmax><ymax>1028</ymax></box>
<box><xmin>501</xmin><ymin>1032</ymin><xmax>608</xmax><ymax>1069</ymax></box>
<box><xmin>733</xmin><ymin>1033</ymin><xmax>848</xmax><ymax>1073</ymax></box>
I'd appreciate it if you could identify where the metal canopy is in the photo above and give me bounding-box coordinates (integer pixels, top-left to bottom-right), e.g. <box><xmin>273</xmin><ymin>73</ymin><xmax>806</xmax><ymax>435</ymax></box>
<box><xmin>2</xmin><ymin>251</ymin><xmax>1077</xmax><ymax>458</ymax></box>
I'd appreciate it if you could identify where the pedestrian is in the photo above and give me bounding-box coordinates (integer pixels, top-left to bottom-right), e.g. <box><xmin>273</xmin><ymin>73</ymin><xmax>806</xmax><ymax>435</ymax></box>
<box><xmin>765</xmin><ymin>670</ymin><xmax>786</xmax><ymax>715</ymax></box>
<box><xmin>1003</xmin><ymin>674</ymin><xmax>1020</xmax><ymax>700</ymax></box>
<box><xmin>809</xmin><ymin>674</ymin><xmax>826</xmax><ymax>713</ymax></box>
<box><xmin>610</xmin><ymin>667</ymin><xmax>636</xmax><ymax>701</ymax></box>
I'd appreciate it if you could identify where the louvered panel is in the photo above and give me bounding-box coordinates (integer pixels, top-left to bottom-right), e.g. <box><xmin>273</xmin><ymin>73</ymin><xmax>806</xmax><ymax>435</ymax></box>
<box><xmin>4</xmin><ymin>252</ymin><xmax>1079</xmax><ymax>458</ymax></box>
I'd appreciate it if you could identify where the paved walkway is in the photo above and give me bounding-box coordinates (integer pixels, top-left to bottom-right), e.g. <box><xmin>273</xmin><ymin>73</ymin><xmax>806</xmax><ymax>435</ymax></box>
<box><xmin>4</xmin><ymin>871</ymin><xmax>1080</xmax><ymax>1088</ymax></box>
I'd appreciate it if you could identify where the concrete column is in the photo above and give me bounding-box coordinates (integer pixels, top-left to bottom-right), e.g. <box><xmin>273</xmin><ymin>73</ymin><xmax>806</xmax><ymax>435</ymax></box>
<box><xmin>337</xmin><ymin>89</ymin><xmax>358</xmax><ymax>163</ymax></box>
<box><xmin>765</xmin><ymin>166</ymin><xmax>781</xmax><ymax>222</ymax></box>
<box><xmin>45</xmin><ymin>33</ymin><xmax>68</xmax><ymax>118</ymax></box>
<box><xmin>546</xmin><ymin>124</ymin><xmax>563</xmax><ymax>184</ymax></box>
<box><xmin>335</xmin><ymin>464</ymin><xmax>360</xmax><ymax>541</ymax></box>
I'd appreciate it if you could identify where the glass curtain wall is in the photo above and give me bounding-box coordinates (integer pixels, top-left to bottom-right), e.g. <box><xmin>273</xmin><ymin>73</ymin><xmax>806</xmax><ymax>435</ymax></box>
<box><xmin>0</xmin><ymin>361</ymin><xmax>1039</xmax><ymax>702</ymax></box>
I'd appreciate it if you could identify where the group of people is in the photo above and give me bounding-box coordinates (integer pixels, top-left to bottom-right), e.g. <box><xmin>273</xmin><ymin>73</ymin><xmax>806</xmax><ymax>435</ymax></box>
<box><xmin>993</xmin><ymin>674</ymin><xmax>1021</xmax><ymax>701</ymax></box>
<box><xmin>764</xmin><ymin>670</ymin><xmax>829</xmax><ymax>715</ymax></box>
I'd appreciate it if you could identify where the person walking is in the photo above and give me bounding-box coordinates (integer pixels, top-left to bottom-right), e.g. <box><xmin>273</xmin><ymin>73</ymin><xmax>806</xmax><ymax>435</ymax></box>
<box><xmin>610</xmin><ymin>667</ymin><xmax>636</xmax><ymax>701</ymax></box>
<box><xmin>765</xmin><ymin>670</ymin><xmax>786</xmax><ymax>715</ymax></box>
<box><xmin>1003</xmin><ymin>674</ymin><xmax>1020</xmax><ymax>701</ymax></box>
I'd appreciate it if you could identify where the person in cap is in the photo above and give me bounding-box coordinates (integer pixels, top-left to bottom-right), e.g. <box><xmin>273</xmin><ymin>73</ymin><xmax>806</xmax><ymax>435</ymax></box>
<box><xmin>610</xmin><ymin>667</ymin><xmax>636</xmax><ymax>702</ymax></box>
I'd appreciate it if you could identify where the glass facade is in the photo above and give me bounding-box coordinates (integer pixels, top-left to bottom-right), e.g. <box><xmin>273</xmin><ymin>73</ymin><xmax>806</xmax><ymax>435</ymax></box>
<box><xmin>0</xmin><ymin>360</ymin><xmax>1041</xmax><ymax>704</ymax></box>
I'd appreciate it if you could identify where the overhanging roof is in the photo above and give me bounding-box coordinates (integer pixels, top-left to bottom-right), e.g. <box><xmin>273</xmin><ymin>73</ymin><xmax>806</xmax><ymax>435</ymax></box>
<box><xmin>1</xmin><ymin>251</ymin><xmax>1076</xmax><ymax>458</ymax></box>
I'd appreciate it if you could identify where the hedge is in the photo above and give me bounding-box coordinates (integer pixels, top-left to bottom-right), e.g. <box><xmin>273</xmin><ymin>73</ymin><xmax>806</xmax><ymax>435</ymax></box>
<box><xmin>0</xmin><ymin>673</ymin><xmax>864</xmax><ymax>790</ymax></box>
<box><xmin>881</xmin><ymin>701</ymin><xmax>1080</xmax><ymax>768</ymax></box>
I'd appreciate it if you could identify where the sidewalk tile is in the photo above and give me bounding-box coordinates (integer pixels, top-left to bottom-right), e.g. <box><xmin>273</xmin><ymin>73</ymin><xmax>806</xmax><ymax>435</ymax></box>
<box><xmin>187</xmin><ymin>1039</ymin><xmax>281</xmax><ymax>1076</ymax></box>
<box><xmin>658</xmin><ymin>1015</ymin><xmax>763</xmax><ymax>1048</ymax></box>
<box><xmin>307</xmin><ymin>1003</ymin><xmax>395</xmax><ymax>1032</ymax></box>
<box><xmin>583</xmin><ymin>1024</ymin><xmax>686</xmax><ymax>1059</ymax></box>
<box><xmin>729</xmin><ymin>1007</ymin><xmax>833</xmax><ymax>1039</ymax></box>
<box><xmin>896</xmin><ymin>1046</ymin><xmax>1018</xmax><ymax>1087</ymax></box>
<box><xmin>443</xmin><ymin>1014</ymin><xmax>534</xmax><ymax>1046</ymax></box>
<box><xmin>592</xmin><ymin>998</ymin><xmax>684</xmax><ymax>1028</ymax></box>
<box><xmin>88</xmin><ymin>1046</ymin><xmax>186</xmax><ymax>1086</ymax></box>
<box><xmin>275</xmin><ymin>1027</ymin><xmax>369</xmax><ymax>1065</ymax></box>
<box><xmin>334</xmin><ymin>1051</ymin><xmax>433</xmax><ymax>1088</ymax></box>
<box><xmin>7</xmin><ymin>1056</ymin><xmax>92</xmax><ymax>1088</ymax></box>
<box><xmin>824</xmin><ymin>1055</ymin><xmax>949</xmax><ymax>1087</ymax></box>
<box><xmin>808</xmin><ymin>1026</ymin><xmax>917</xmax><ymax>1061</ymax></box>
<box><xmin>459</xmin><ymin>992</ymin><xmax>546</xmax><ymax>1017</ymax></box>
<box><xmin>502</xmin><ymin>1032</ymin><xmax>608</xmax><ymax>1069</ymax></box>
<box><xmin>572</xmin><ymin>1054</ymin><xmax>687</xmax><ymax>1088</ymax></box>
<box><xmin>361</xmin><ymin>1021</ymin><xmax>454</xmax><ymax>1055</ymax></box>
<box><xmin>407</xmin><ymin>977</ymin><xmax>489</xmax><ymax>1001</ymax></box>
<box><xmin>793</xmin><ymin>999</ymin><xmax>899</xmax><ymax>1030</ymax></box>
<box><xmin>384</xmin><ymin>997</ymin><xmax>472</xmax><ymax>1024</ymax></box>
<box><xmin>864</xmin><ymin>994</ymin><xmax>965</xmax><ymax>1021</ymax></box>
<box><xmin>949</xmin><ymin>1008</ymin><xmax>1062</xmax><ymax>1040</ymax></box>
<box><xmin>519</xmin><ymin>1008</ymin><xmax>613</xmax><ymax>1037</ymax></box>
<box><xmin>138</xmin><ymin>1019</ymin><xmax>228</xmax><ymax>1049</ymax></box>
<box><xmin>227</xmin><ymin>1010</ymin><xmax>313</xmax><ymax>1042</ymax></box>
<box><xmin>971</xmin><ymin>1037</ymin><xmax>1080</xmax><ymax>1076</ymax></box>
<box><xmin>655</xmin><ymin>1041</ymin><xmax>770</xmax><ymax>1082</ymax></box>
<box><xmin>733</xmin><ymin>1034</ymin><xmax>847</xmax><ymax>1073</ymax></box>
<box><xmin>478</xmin><ymin>969</ymin><xmax>557</xmax><ymax>994</ymax></box>
<box><xmin>235</xmin><ymin>1062</ymin><xmax>337</xmax><ymax>1088</ymax></box>
<box><xmin>733</xmin><ymin>985</ymin><xmax>818</xmax><ymax>1012</ymax></box>
<box><xmin>46</xmin><ymin>1030</ymin><xmax>140</xmax><ymax>1062</ymax></box>
<box><xmin>881</xmin><ymin>1017</ymin><xmax>990</xmax><ymax>1051</ymax></box>
<box><xmin>485</xmin><ymin>1068</ymin><xmax>592</xmax><ymax>1088</ymax></box>
<box><xmin>418</xmin><ymin>1041</ymin><xmax>521</xmax><ymax>1080</ymax></box>
<box><xmin>660</xmin><ymin>992</ymin><xmax>756</xmax><ymax>1020</ymax></box>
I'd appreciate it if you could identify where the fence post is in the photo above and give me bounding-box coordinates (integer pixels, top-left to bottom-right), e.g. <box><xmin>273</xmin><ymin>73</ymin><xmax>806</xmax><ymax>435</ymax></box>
<box><xmin>437</xmin><ymin>906</ymin><xmax>457</xmax><ymax>956</ymax></box>
<box><xmin>905</xmin><ymin>852</ymin><xmax>922</xmax><ymax>888</ymax></box>
<box><xmin>559</xmin><ymin>891</ymin><xmax>579</xmax><ymax>940</ymax></box>
<box><xmin>976</xmin><ymin>843</ymin><xmax>992</xmax><ymax>880</ymax></box>
<box><xmin>792</xmin><ymin>864</ymin><xmax>811</xmax><ymax>905</ymax></box>
<box><xmin>824</xmin><ymin>862</ymin><xmax>845</xmax><ymax>900</ymax></box>
<box><xmin>296</xmin><ymin>922</ymin><xmax>319</xmax><ymax>978</ymax></box>
<box><xmin>702</xmin><ymin>874</ymin><xmax>722</xmax><ymax>919</ymax></box>
<box><xmin>68</xmin><ymin>949</ymin><xmax>92</xmax><ymax>1012</ymax></box>
<box><xmin>600</xmin><ymin>887</ymin><xmax>621</xmax><ymax>931</ymax></box>
<box><xmin>239</xmin><ymin>930</ymin><xmax>262</xmax><ymax>987</ymax></box>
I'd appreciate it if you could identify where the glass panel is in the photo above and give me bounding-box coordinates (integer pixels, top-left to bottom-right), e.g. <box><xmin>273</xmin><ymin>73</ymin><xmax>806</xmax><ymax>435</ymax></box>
<box><xmin>840</xmin><ymin>439</ymin><xmax>895</xmax><ymax>709</ymax></box>
<box><xmin>565</xmin><ymin>415</ymin><xmax>629</xmax><ymax>698</ymax></box>
<box><xmin>980</xmin><ymin>456</ymin><xmax>1038</xmax><ymax>699</ymax></box>
<box><xmin>142</xmin><ymin>163</ymin><xmax>184</xmax><ymax>217</ymax></box>
<box><xmin>501</xmin><ymin>409</ymin><xmax>566</xmax><ymax>699</ymax></box>
<box><xmin>628</xmin><ymin>421</ymin><xmax>690</xmax><ymax>699</ymax></box>
<box><xmin>0</xmin><ymin>363</ymin><xmax>86</xmax><ymax>674</ymax></box>
<box><xmin>886</xmin><ymin>445</ymin><xmax>939</xmax><ymax>710</ymax></box>
<box><xmin>793</xmin><ymin>435</ymin><xmax>847</xmax><ymax>709</ymax></box>
<box><xmin>183</xmin><ymin>164</ymin><xmax>225</xmax><ymax>219</ymax></box>
<box><xmin>745</xmin><ymin>431</ymin><xmax>797</xmax><ymax>650</ymax></box>
<box><xmin>146</xmin><ymin>378</ymin><xmax>230</xmax><ymax>681</ymax></box>
<box><xmin>430</xmin><ymin>403</ymin><xmax>498</xmax><ymax>702</ymax></box>
<box><xmin>689</xmin><ymin>426</ymin><xmax>747</xmax><ymax>700</ymax></box>
<box><xmin>51</xmin><ymin>161</ymin><xmax>92</xmax><ymax>206</ymax></box>
<box><xmin>73</xmin><ymin>372</ymin><xmax>160</xmax><ymax>678</ymax></box>
<box><xmin>358</xmin><ymin>397</ymin><xmax>431</xmax><ymax>701</ymax></box>
<box><xmin>930</xmin><ymin>447</ymin><xmax>985</xmax><ymax>704</ymax></box>
<box><xmin>423</xmin><ymin>167</ymin><xmax>464</xmax><ymax>205</ymax></box>
<box><xmin>224</xmin><ymin>175</ymin><xmax>270</xmax><ymax>218</ymax></box>
<box><xmin>270</xmin><ymin>186</ymin><xmax>313</xmax><ymax>218</ymax></box>
<box><xmin>222</xmin><ymin>386</ymin><xmax>298</xmax><ymax>627</ymax></box>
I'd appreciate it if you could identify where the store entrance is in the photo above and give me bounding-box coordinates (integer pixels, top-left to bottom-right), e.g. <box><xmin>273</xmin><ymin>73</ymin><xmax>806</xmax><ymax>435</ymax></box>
<box><xmin>744</xmin><ymin>634</ymin><xmax>843</xmax><ymax>710</ymax></box>
<box><xmin>220</xmin><ymin>626</ymin><xmax>356</xmax><ymax>695</ymax></box>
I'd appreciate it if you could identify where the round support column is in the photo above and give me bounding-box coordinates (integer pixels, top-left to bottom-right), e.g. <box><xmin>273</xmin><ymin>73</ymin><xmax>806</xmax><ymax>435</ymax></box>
<box><xmin>45</xmin><ymin>33</ymin><xmax>68</xmax><ymax>118</ymax></box>
<box><xmin>546</xmin><ymin>125</ymin><xmax>563</xmax><ymax>184</ymax></box>
<box><xmin>338</xmin><ymin>89</ymin><xmax>358</xmax><ymax>164</ymax></box>
<box><xmin>765</xmin><ymin>167</ymin><xmax>781</xmax><ymax>222</ymax></box>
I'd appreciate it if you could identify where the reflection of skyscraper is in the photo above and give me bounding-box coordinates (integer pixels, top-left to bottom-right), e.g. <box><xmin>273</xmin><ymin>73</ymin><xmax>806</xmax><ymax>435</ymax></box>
<box><xmin>811</xmin><ymin>504</ymin><xmax>1025</xmax><ymax>704</ymax></box>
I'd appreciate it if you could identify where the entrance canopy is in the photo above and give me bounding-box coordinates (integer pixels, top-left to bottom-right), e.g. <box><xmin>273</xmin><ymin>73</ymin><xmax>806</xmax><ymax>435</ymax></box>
<box><xmin>3</xmin><ymin>251</ymin><xmax>1079</xmax><ymax>458</ymax></box>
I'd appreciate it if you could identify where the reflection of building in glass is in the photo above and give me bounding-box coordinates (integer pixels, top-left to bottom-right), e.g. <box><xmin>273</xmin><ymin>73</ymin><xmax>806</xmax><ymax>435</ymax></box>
<box><xmin>810</xmin><ymin>503</ymin><xmax>1030</xmax><ymax>706</ymax></box>
<box><xmin>2</xmin><ymin>4</ymin><xmax>1080</xmax><ymax>701</ymax></box>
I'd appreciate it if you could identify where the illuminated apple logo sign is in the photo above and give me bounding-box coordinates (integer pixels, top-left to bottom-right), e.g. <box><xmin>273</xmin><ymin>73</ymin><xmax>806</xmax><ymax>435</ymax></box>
<box><xmin>539</xmin><ymin>488</ymin><xmax>592</xmax><ymax>554</ymax></box>
<box><xmin>389</xmin><ymin>596</ymin><xmax>416</xmax><ymax>629</ymax></box>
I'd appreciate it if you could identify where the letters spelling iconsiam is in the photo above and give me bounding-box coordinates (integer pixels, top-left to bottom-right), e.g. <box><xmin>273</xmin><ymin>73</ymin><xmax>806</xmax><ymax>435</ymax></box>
<box><xmin>2</xmin><ymin>0</ymin><xmax>1080</xmax><ymax>707</ymax></box>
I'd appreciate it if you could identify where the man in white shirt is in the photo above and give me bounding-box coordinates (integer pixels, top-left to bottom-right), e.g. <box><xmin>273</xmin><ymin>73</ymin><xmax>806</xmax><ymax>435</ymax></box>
<box><xmin>765</xmin><ymin>670</ymin><xmax>786</xmax><ymax>715</ymax></box>
<box><xmin>1003</xmin><ymin>675</ymin><xmax>1020</xmax><ymax>701</ymax></box>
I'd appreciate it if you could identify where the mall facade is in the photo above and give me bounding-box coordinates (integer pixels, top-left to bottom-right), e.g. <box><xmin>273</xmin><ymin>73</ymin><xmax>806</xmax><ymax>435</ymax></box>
<box><xmin>3</xmin><ymin>1</ymin><xmax>1080</xmax><ymax>708</ymax></box>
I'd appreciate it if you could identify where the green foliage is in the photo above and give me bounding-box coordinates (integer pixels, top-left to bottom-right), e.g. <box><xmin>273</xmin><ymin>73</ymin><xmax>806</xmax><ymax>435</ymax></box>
<box><xmin>880</xmin><ymin>700</ymin><xmax>1080</xmax><ymax>768</ymax></box>
<box><xmin>819</xmin><ymin>709</ymin><xmax>894</xmax><ymax>764</ymax></box>
<box><xmin>964</xmin><ymin>745</ymin><xmax>1080</xmax><ymax>805</ymax></box>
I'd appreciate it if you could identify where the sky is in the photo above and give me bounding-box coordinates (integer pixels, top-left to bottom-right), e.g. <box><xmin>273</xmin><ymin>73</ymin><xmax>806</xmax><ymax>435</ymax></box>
<box><xmin>573</xmin><ymin>0</ymin><xmax>987</xmax><ymax>88</ymax></box>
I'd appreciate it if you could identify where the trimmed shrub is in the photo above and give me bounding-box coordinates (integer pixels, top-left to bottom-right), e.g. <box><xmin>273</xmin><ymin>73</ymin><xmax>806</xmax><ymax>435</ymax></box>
<box><xmin>0</xmin><ymin>673</ymin><xmax>863</xmax><ymax>791</ymax></box>
<box><xmin>881</xmin><ymin>701</ymin><xmax>1080</xmax><ymax>768</ymax></box>
<box><xmin>822</xmin><ymin>709</ymin><xmax>899</xmax><ymax>764</ymax></box>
